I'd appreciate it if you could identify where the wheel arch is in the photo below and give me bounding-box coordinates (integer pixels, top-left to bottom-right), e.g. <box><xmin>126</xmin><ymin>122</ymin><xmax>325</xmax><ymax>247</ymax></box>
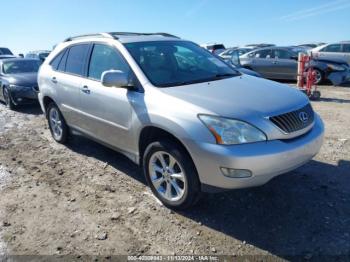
<box><xmin>42</xmin><ymin>96</ymin><xmax>57</xmax><ymax>117</ymax></box>
<box><xmin>138</xmin><ymin>125</ymin><xmax>196</xmax><ymax>170</ymax></box>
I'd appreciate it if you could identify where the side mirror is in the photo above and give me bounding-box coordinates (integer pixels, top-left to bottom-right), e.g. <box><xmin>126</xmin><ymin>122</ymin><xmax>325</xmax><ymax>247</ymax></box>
<box><xmin>18</xmin><ymin>54</ymin><xmax>24</xmax><ymax>58</ymax></box>
<box><xmin>101</xmin><ymin>70</ymin><xmax>131</xmax><ymax>88</ymax></box>
<box><xmin>290</xmin><ymin>55</ymin><xmax>298</xmax><ymax>60</ymax></box>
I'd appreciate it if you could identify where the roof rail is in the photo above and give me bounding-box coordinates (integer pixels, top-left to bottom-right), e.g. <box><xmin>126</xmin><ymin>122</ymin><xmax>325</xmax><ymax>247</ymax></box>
<box><xmin>108</xmin><ymin>32</ymin><xmax>180</xmax><ymax>39</ymax></box>
<box><xmin>63</xmin><ymin>32</ymin><xmax>180</xmax><ymax>42</ymax></box>
<box><xmin>64</xmin><ymin>33</ymin><xmax>114</xmax><ymax>42</ymax></box>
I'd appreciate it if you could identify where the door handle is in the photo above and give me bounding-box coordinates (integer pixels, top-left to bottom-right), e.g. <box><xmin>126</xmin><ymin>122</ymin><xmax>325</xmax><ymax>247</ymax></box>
<box><xmin>81</xmin><ymin>85</ymin><xmax>90</xmax><ymax>94</ymax></box>
<box><xmin>272</xmin><ymin>61</ymin><xmax>278</xmax><ymax>64</ymax></box>
<box><xmin>51</xmin><ymin>77</ymin><xmax>58</xmax><ymax>84</ymax></box>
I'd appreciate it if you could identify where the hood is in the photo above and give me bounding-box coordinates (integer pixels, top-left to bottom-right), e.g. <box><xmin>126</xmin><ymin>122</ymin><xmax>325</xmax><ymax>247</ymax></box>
<box><xmin>159</xmin><ymin>75</ymin><xmax>309</xmax><ymax>120</ymax></box>
<box><xmin>3</xmin><ymin>72</ymin><xmax>38</xmax><ymax>86</ymax></box>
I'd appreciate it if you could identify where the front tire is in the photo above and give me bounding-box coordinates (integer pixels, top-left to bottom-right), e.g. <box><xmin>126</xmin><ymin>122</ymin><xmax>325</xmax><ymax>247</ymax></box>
<box><xmin>143</xmin><ymin>140</ymin><xmax>201</xmax><ymax>210</ymax></box>
<box><xmin>3</xmin><ymin>87</ymin><xmax>16</xmax><ymax>110</ymax></box>
<box><xmin>47</xmin><ymin>103</ymin><xmax>68</xmax><ymax>144</ymax></box>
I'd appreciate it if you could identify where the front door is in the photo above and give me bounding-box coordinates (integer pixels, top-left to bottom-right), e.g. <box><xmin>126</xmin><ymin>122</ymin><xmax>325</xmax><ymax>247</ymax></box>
<box><xmin>79</xmin><ymin>43</ymin><xmax>135</xmax><ymax>151</ymax></box>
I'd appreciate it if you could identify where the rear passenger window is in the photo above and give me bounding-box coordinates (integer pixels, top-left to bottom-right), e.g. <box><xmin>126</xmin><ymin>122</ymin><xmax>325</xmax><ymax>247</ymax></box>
<box><xmin>50</xmin><ymin>51</ymin><xmax>65</xmax><ymax>70</ymax></box>
<box><xmin>88</xmin><ymin>44</ymin><xmax>129</xmax><ymax>81</ymax></box>
<box><xmin>58</xmin><ymin>49</ymin><xmax>68</xmax><ymax>72</ymax></box>
<box><xmin>65</xmin><ymin>44</ymin><xmax>90</xmax><ymax>76</ymax></box>
<box><xmin>321</xmin><ymin>44</ymin><xmax>341</xmax><ymax>53</ymax></box>
<box><xmin>273</xmin><ymin>49</ymin><xmax>292</xmax><ymax>59</ymax></box>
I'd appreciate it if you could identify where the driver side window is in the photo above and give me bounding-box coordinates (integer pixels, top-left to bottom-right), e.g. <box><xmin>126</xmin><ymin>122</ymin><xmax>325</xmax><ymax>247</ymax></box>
<box><xmin>88</xmin><ymin>44</ymin><xmax>130</xmax><ymax>81</ymax></box>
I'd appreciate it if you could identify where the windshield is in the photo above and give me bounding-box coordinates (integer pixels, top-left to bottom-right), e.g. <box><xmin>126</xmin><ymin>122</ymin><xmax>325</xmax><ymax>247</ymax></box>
<box><xmin>0</xmin><ymin>48</ymin><xmax>13</xmax><ymax>55</ymax></box>
<box><xmin>3</xmin><ymin>60</ymin><xmax>41</xmax><ymax>74</ymax></box>
<box><xmin>125</xmin><ymin>41</ymin><xmax>239</xmax><ymax>87</ymax></box>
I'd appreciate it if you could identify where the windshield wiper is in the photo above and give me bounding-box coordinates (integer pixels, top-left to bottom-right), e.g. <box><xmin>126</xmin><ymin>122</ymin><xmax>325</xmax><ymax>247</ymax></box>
<box><xmin>214</xmin><ymin>73</ymin><xmax>237</xmax><ymax>78</ymax></box>
<box><xmin>157</xmin><ymin>74</ymin><xmax>239</xmax><ymax>88</ymax></box>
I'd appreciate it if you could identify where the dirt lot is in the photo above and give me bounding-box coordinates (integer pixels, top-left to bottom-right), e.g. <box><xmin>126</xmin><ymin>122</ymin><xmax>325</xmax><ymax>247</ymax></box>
<box><xmin>0</xmin><ymin>84</ymin><xmax>349</xmax><ymax>260</ymax></box>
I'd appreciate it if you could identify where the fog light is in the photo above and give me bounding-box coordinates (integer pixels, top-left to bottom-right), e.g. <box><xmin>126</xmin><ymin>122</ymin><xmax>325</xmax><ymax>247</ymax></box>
<box><xmin>220</xmin><ymin>167</ymin><xmax>252</xmax><ymax>178</ymax></box>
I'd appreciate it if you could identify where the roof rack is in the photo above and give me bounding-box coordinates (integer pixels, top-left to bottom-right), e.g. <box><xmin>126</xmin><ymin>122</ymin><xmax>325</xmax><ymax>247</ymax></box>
<box><xmin>64</xmin><ymin>33</ymin><xmax>114</xmax><ymax>42</ymax></box>
<box><xmin>64</xmin><ymin>32</ymin><xmax>180</xmax><ymax>42</ymax></box>
<box><xmin>108</xmin><ymin>32</ymin><xmax>180</xmax><ymax>39</ymax></box>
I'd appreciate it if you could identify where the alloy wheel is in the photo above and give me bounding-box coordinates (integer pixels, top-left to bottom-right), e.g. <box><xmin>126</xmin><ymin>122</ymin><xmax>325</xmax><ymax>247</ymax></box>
<box><xmin>49</xmin><ymin>107</ymin><xmax>63</xmax><ymax>140</ymax></box>
<box><xmin>148</xmin><ymin>151</ymin><xmax>187</xmax><ymax>202</ymax></box>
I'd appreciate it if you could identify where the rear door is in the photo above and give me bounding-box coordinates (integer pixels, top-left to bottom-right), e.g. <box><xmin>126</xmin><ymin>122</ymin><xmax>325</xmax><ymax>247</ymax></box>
<box><xmin>270</xmin><ymin>49</ymin><xmax>298</xmax><ymax>80</ymax></box>
<box><xmin>79</xmin><ymin>43</ymin><xmax>136</xmax><ymax>151</ymax></box>
<box><xmin>49</xmin><ymin>44</ymin><xmax>90</xmax><ymax>126</ymax></box>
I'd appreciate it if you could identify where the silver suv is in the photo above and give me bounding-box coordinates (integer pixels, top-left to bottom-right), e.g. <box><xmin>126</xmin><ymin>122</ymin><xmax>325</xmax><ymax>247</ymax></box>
<box><xmin>38</xmin><ymin>32</ymin><xmax>324</xmax><ymax>209</ymax></box>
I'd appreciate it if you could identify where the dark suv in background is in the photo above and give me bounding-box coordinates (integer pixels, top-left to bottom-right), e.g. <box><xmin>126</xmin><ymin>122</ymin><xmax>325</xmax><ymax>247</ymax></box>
<box><xmin>26</xmin><ymin>50</ymin><xmax>51</xmax><ymax>63</ymax></box>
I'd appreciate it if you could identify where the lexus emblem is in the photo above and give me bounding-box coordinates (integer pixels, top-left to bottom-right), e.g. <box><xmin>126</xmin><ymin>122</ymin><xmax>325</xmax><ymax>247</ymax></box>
<box><xmin>299</xmin><ymin>112</ymin><xmax>309</xmax><ymax>123</ymax></box>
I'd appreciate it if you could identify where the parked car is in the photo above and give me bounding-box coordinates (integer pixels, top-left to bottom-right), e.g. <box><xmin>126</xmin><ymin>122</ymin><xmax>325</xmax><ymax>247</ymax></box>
<box><xmin>297</xmin><ymin>43</ymin><xmax>326</xmax><ymax>49</ymax></box>
<box><xmin>219</xmin><ymin>49</ymin><xmax>262</xmax><ymax>78</ymax></box>
<box><xmin>0</xmin><ymin>58</ymin><xmax>41</xmax><ymax>109</ymax></box>
<box><xmin>201</xmin><ymin>43</ymin><xmax>226</xmax><ymax>55</ymax></box>
<box><xmin>0</xmin><ymin>47</ymin><xmax>13</xmax><ymax>56</ymax></box>
<box><xmin>240</xmin><ymin>46</ymin><xmax>350</xmax><ymax>84</ymax></box>
<box><xmin>38</xmin><ymin>32</ymin><xmax>324</xmax><ymax>209</ymax></box>
<box><xmin>311</xmin><ymin>41</ymin><xmax>350</xmax><ymax>65</ymax></box>
<box><xmin>26</xmin><ymin>50</ymin><xmax>51</xmax><ymax>63</ymax></box>
<box><xmin>245</xmin><ymin>43</ymin><xmax>275</xmax><ymax>49</ymax></box>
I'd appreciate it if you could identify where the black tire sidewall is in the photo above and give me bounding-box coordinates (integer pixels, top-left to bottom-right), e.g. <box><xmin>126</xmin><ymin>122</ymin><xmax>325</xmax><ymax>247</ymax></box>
<box><xmin>143</xmin><ymin>140</ymin><xmax>200</xmax><ymax>209</ymax></box>
<box><xmin>3</xmin><ymin>87</ymin><xmax>16</xmax><ymax>110</ymax></box>
<box><xmin>47</xmin><ymin>103</ymin><xmax>68</xmax><ymax>144</ymax></box>
<box><xmin>314</xmin><ymin>69</ymin><xmax>324</xmax><ymax>85</ymax></box>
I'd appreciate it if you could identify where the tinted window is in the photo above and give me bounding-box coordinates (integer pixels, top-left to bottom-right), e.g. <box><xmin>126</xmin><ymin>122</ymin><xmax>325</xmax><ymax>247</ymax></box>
<box><xmin>88</xmin><ymin>44</ymin><xmax>129</xmax><ymax>80</ymax></box>
<box><xmin>0</xmin><ymin>48</ymin><xmax>13</xmax><ymax>55</ymax></box>
<box><xmin>322</xmin><ymin>44</ymin><xmax>341</xmax><ymax>52</ymax></box>
<box><xmin>65</xmin><ymin>44</ymin><xmax>90</xmax><ymax>76</ymax></box>
<box><xmin>343</xmin><ymin>44</ymin><xmax>350</xmax><ymax>53</ymax></box>
<box><xmin>272</xmin><ymin>49</ymin><xmax>292</xmax><ymax>59</ymax></box>
<box><xmin>50</xmin><ymin>50</ymin><xmax>65</xmax><ymax>70</ymax></box>
<box><xmin>255</xmin><ymin>49</ymin><xmax>272</xmax><ymax>58</ymax></box>
<box><xmin>58</xmin><ymin>49</ymin><xmax>69</xmax><ymax>72</ymax></box>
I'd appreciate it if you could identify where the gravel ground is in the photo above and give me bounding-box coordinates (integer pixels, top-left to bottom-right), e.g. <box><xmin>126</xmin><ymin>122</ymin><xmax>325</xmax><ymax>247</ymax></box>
<box><xmin>0</xmin><ymin>84</ymin><xmax>349</xmax><ymax>260</ymax></box>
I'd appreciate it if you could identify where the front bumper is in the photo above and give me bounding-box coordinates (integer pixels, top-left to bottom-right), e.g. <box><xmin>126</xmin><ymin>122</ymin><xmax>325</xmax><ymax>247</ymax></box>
<box><xmin>10</xmin><ymin>86</ymin><xmax>39</xmax><ymax>105</ymax></box>
<box><xmin>327</xmin><ymin>69</ymin><xmax>350</xmax><ymax>86</ymax></box>
<box><xmin>186</xmin><ymin>114</ymin><xmax>324</xmax><ymax>192</ymax></box>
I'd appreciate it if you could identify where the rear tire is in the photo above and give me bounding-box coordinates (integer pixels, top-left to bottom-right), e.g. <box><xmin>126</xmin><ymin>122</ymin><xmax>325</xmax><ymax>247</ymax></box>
<box><xmin>47</xmin><ymin>103</ymin><xmax>69</xmax><ymax>144</ymax></box>
<box><xmin>3</xmin><ymin>87</ymin><xmax>16</xmax><ymax>110</ymax></box>
<box><xmin>143</xmin><ymin>139</ymin><xmax>201</xmax><ymax>210</ymax></box>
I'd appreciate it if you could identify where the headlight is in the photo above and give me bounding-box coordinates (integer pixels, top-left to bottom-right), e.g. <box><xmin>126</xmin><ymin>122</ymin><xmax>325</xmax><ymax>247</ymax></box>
<box><xmin>199</xmin><ymin>115</ymin><xmax>267</xmax><ymax>145</ymax></box>
<box><xmin>327</xmin><ymin>64</ymin><xmax>346</xmax><ymax>71</ymax></box>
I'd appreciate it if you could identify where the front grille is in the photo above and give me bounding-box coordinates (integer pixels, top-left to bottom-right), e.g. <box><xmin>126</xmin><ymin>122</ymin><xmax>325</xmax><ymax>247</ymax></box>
<box><xmin>269</xmin><ymin>104</ymin><xmax>314</xmax><ymax>133</ymax></box>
